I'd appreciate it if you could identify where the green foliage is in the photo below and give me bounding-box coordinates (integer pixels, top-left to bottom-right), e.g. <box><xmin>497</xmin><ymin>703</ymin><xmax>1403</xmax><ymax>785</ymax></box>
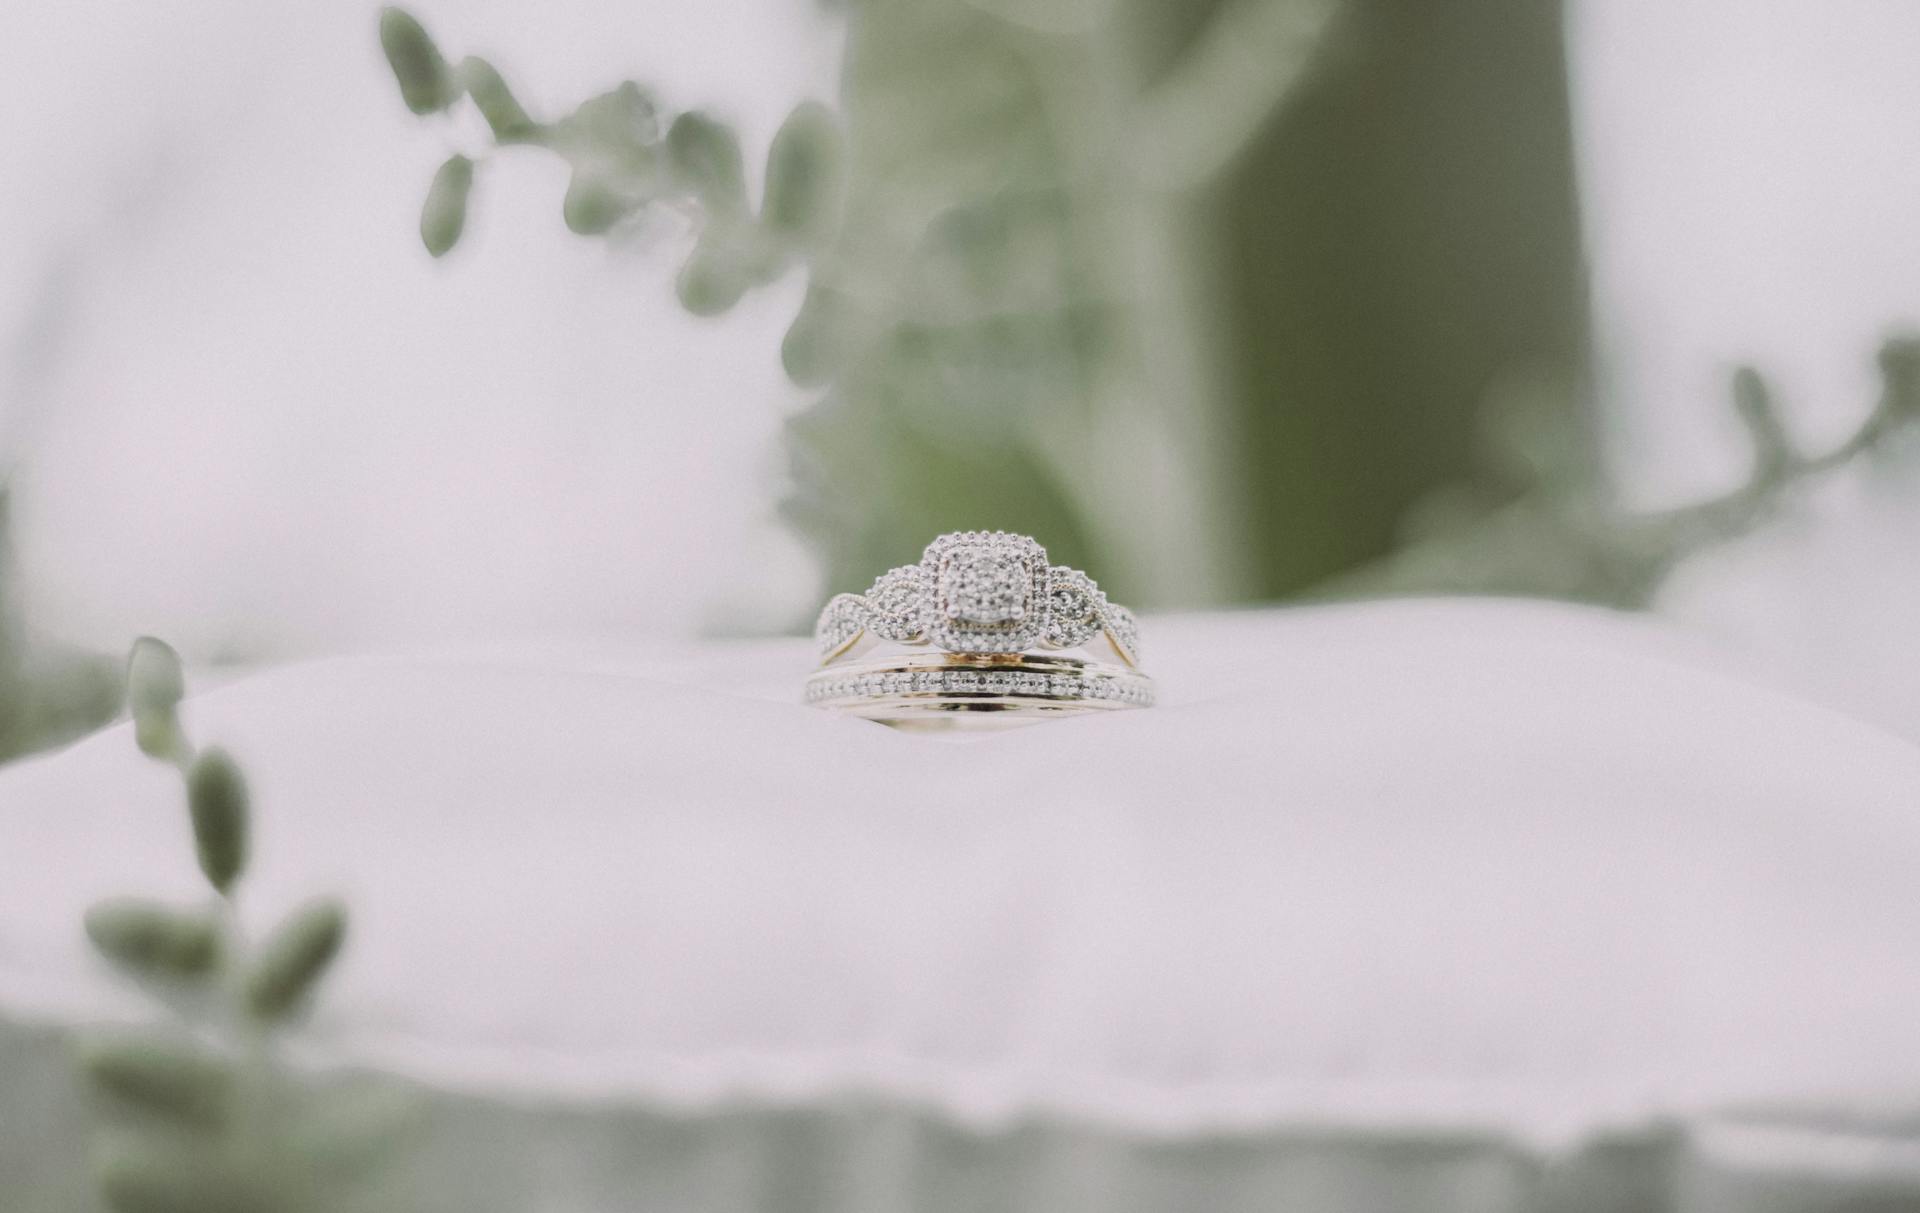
<box><xmin>375</xmin><ymin>3</ymin><xmax>1915</xmax><ymax>613</ymax></box>
<box><xmin>379</xmin><ymin>6</ymin><xmax>454</xmax><ymax>116</ymax></box>
<box><xmin>380</xmin><ymin>2</ymin><xmax>845</xmax><ymax>405</ymax></box>
<box><xmin>84</xmin><ymin>899</ymin><xmax>221</xmax><ymax>980</ymax></box>
<box><xmin>378</xmin><ymin>13</ymin><xmax>840</xmax><ymax>325</ymax></box>
<box><xmin>74</xmin><ymin>641</ymin><xmax>385</xmax><ymax>1213</ymax></box>
<box><xmin>666</xmin><ymin>112</ymin><xmax>747</xmax><ymax>218</ymax></box>
<box><xmin>780</xmin><ymin>283</ymin><xmax>849</xmax><ymax>389</ymax></box>
<box><xmin>1867</xmin><ymin>335</ymin><xmax>1920</xmax><ymax>440</ymax></box>
<box><xmin>675</xmin><ymin>238</ymin><xmax>751</xmax><ymax>317</ymax></box>
<box><xmin>126</xmin><ymin>637</ymin><xmax>184</xmax><ymax>721</ymax></box>
<box><xmin>565</xmin><ymin>81</ymin><xmax>661</xmax><ymax>167</ymax></box>
<box><xmin>560</xmin><ymin>171</ymin><xmax>628</xmax><ymax>237</ymax></box>
<box><xmin>761</xmin><ymin>101</ymin><xmax>843</xmax><ymax>248</ymax></box>
<box><xmin>458</xmin><ymin>56</ymin><xmax>535</xmax><ymax>142</ymax></box>
<box><xmin>375</xmin><ymin>2</ymin><xmax>1123</xmax><ymax>594</ymax></box>
<box><xmin>1732</xmin><ymin>366</ymin><xmax>1792</xmax><ymax>484</ymax></box>
<box><xmin>78</xmin><ymin>1032</ymin><xmax>233</xmax><ymax>1130</ymax></box>
<box><xmin>126</xmin><ymin>637</ymin><xmax>188</xmax><ymax>762</ymax></box>
<box><xmin>246</xmin><ymin>899</ymin><xmax>348</xmax><ymax>1021</ymax></box>
<box><xmin>420</xmin><ymin>154</ymin><xmax>473</xmax><ymax>258</ymax></box>
<box><xmin>0</xmin><ymin>488</ymin><xmax>121</xmax><ymax>763</ymax></box>
<box><xmin>184</xmin><ymin>748</ymin><xmax>249</xmax><ymax>895</ymax></box>
<box><xmin>1352</xmin><ymin>335</ymin><xmax>1920</xmax><ymax>605</ymax></box>
<box><xmin>92</xmin><ymin>1134</ymin><xmax>256</xmax><ymax>1213</ymax></box>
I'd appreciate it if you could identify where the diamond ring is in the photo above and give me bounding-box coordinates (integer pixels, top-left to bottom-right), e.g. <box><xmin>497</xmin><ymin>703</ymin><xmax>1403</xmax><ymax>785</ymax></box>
<box><xmin>810</xmin><ymin>532</ymin><xmax>1150</xmax><ymax>724</ymax></box>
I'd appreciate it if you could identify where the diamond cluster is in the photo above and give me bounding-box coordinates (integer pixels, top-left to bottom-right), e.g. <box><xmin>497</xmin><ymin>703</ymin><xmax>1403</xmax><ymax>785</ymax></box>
<box><xmin>811</xmin><ymin>530</ymin><xmax>1142</xmax><ymax>665</ymax></box>
<box><xmin>944</xmin><ymin>550</ymin><xmax>1027</xmax><ymax>622</ymax></box>
<box><xmin>1041</xmin><ymin>567</ymin><xmax>1102</xmax><ymax>650</ymax></box>
<box><xmin>867</xmin><ymin>565</ymin><xmax>927</xmax><ymax>641</ymax></box>
<box><xmin>924</xmin><ymin>532</ymin><xmax>1047</xmax><ymax>653</ymax></box>
<box><xmin>805</xmin><ymin>666</ymin><xmax>1154</xmax><ymax>707</ymax></box>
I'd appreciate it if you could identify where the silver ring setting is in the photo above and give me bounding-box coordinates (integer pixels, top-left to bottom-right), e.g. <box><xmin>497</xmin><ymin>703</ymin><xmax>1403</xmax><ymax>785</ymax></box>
<box><xmin>809</xmin><ymin>532</ymin><xmax>1150</xmax><ymax>724</ymax></box>
<box><xmin>814</xmin><ymin>531</ymin><xmax>1142</xmax><ymax>667</ymax></box>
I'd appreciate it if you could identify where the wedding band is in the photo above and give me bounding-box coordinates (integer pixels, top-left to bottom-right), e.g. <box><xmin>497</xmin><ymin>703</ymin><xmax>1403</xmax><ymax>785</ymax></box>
<box><xmin>807</xmin><ymin>652</ymin><xmax>1153</xmax><ymax>727</ymax></box>
<box><xmin>809</xmin><ymin>531</ymin><xmax>1151</xmax><ymax>723</ymax></box>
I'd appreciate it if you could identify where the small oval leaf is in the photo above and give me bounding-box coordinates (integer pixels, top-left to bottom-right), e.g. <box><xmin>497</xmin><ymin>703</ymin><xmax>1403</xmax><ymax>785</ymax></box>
<box><xmin>572</xmin><ymin>80</ymin><xmax>660</xmax><ymax>154</ymax></box>
<box><xmin>761</xmin><ymin>101</ymin><xmax>843</xmax><ymax>247</ymax></box>
<box><xmin>126</xmin><ymin>637</ymin><xmax>186</xmax><ymax>761</ymax></box>
<box><xmin>184</xmin><ymin>749</ymin><xmax>249</xmax><ymax>895</ymax></box>
<box><xmin>379</xmin><ymin>7</ymin><xmax>454</xmax><ymax>116</ymax></box>
<box><xmin>667</xmin><ymin>111</ymin><xmax>746</xmax><ymax>216</ymax></box>
<box><xmin>676</xmin><ymin>239</ymin><xmax>750</xmax><ymax>317</ymax></box>
<box><xmin>125</xmin><ymin>637</ymin><xmax>184</xmax><ymax>718</ymax></box>
<box><xmin>1879</xmin><ymin>335</ymin><xmax>1920</xmax><ymax>419</ymax></box>
<box><xmin>460</xmin><ymin>56</ymin><xmax>536</xmax><ymax>141</ymax></box>
<box><xmin>132</xmin><ymin>714</ymin><xmax>186</xmax><ymax>764</ymax></box>
<box><xmin>420</xmin><ymin>154</ymin><xmax>474</xmax><ymax>258</ymax></box>
<box><xmin>562</xmin><ymin>171</ymin><xmax>628</xmax><ymax>236</ymax></box>
<box><xmin>84</xmin><ymin>898</ymin><xmax>221</xmax><ymax>979</ymax></box>
<box><xmin>247</xmin><ymin>898</ymin><xmax>348</xmax><ymax>1020</ymax></box>
<box><xmin>78</xmin><ymin>1033</ymin><xmax>232</xmax><ymax>1129</ymax></box>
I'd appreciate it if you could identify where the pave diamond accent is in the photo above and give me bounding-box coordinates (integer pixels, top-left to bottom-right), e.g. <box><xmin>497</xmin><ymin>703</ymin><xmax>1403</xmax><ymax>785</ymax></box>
<box><xmin>1103</xmin><ymin>604</ymin><xmax>1141</xmax><ymax>665</ymax></box>
<box><xmin>1042</xmin><ymin>566</ymin><xmax>1102</xmax><ymax>649</ymax></box>
<box><xmin>813</xmin><ymin>531</ymin><xmax>1143</xmax><ymax>667</ymax></box>
<box><xmin>814</xmin><ymin>594</ymin><xmax>867</xmax><ymax>659</ymax></box>
<box><xmin>924</xmin><ymin>531</ymin><xmax>1047</xmax><ymax>654</ymax></box>
<box><xmin>944</xmin><ymin>550</ymin><xmax>1029</xmax><ymax>623</ymax></box>
<box><xmin>805</xmin><ymin>663</ymin><xmax>1155</xmax><ymax>708</ymax></box>
<box><xmin>867</xmin><ymin>565</ymin><xmax>928</xmax><ymax>642</ymax></box>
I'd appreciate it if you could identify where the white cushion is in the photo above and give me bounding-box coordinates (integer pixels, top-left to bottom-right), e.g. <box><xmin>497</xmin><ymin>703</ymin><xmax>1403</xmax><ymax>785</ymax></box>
<box><xmin>5</xmin><ymin>600</ymin><xmax>1919</xmax><ymax>1210</ymax></box>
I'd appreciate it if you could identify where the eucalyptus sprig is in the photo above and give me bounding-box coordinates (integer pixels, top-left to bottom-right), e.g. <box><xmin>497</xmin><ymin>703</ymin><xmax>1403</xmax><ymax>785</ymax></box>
<box><xmin>380</xmin><ymin>6</ymin><xmax>845</xmax><ymax>335</ymax></box>
<box><xmin>1356</xmin><ymin>335</ymin><xmax>1920</xmax><ymax>605</ymax></box>
<box><xmin>74</xmin><ymin>637</ymin><xmax>408</xmax><ymax>1213</ymax></box>
<box><xmin>376</xmin><ymin>4</ymin><xmax>1346</xmax><ymax>599</ymax></box>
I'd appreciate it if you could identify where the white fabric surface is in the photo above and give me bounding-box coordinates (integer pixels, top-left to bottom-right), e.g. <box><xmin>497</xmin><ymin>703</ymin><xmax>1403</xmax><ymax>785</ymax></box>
<box><xmin>4</xmin><ymin>599</ymin><xmax>1920</xmax><ymax>1207</ymax></box>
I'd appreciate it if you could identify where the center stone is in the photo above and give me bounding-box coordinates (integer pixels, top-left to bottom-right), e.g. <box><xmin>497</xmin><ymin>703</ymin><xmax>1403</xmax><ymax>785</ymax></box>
<box><xmin>944</xmin><ymin>550</ymin><xmax>1029</xmax><ymax>624</ymax></box>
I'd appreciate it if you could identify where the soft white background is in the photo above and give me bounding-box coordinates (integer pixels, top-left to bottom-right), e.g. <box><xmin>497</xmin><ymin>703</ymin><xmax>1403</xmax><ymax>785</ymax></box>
<box><xmin>1567</xmin><ymin>1</ymin><xmax>1920</xmax><ymax>738</ymax></box>
<box><xmin>2</xmin><ymin>0</ymin><xmax>1917</xmax><ymax>725</ymax></box>
<box><xmin>0</xmin><ymin>0</ymin><xmax>838</xmax><ymax>656</ymax></box>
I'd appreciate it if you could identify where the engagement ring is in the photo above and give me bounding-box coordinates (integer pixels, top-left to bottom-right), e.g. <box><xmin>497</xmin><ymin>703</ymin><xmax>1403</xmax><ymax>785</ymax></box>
<box><xmin>809</xmin><ymin>531</ymin><xmax>1151</xmax><ymax>725</ymax></box>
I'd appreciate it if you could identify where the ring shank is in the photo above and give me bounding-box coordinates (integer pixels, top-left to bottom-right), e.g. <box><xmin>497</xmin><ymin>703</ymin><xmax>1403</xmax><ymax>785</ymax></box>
<box><xmin>807</xmin><ymin>650</ymin><xmax>1154</xmax><ymax>726</ymax></box>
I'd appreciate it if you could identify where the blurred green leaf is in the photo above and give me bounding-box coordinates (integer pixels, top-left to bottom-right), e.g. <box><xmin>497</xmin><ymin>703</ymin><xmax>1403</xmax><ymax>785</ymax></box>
<box><xmin>761</xmin><ymin>101</ymin><xmax>843</xmax><ymax>247</ymax></box>
<box><xmin>378</xmin><ymin>7</ymin><xmax>455</xmax><ymax>116</ymax></box>
<box><xmin>459</xmin><ymin>56</ymin><xmax>536</xmax><ymax>141</ymax></box>
<box><xmin>126</xmin><ymin>637</ymin><xmax>186</xmax><ymax>762</ymax></box>
<box><xmin>562</xmin><ymin>171</ymin><xmax>629</xmax><ymax>236</ymax></box>
<box><xmin>92</xmin><ymin>1133</ymin><xmax>256</xmax><ymax>1213</ymax></box>
<box><xmin>132</xmin><ymin>716</ymin><xmax>184</xmax><ymax>765</ymax></box>
<box><xmin>781</xmin><ymin>283</ymin><xmax>849</xmax><ymax>388</ymax></box>
<box><xmin>247</xmin><ymin>898</ymin><xmax>347</xmax><ymax>1021</ymax></box>
<box><xmin>667</xmin><ymin>111</ymin><xmax>746</xmax><ymax>216</ymax></box>
<box><xmin>676</xmin><ymin>238</ymin><xmax>750</xmax><ymax>317</ymax></box>
<box><xmin>571</xmin><ymin>81</ymin><xmax>660</xmax><ymax>158</ymax></box>
<box><xmin>1880</xmin><ymin>335</ymin><xmax>1920</xmax><ymax>419</ymax></box>
<box><xmin>125</xmin><ymin>637</ymin><xmax>184</xmax><ymax>719</ymax></box>
<box><xmin>420</xmin><ymin>154</ymin><xmax>474</xmax><ymax>258</ymax></box>
<box><xmin>1731</xmin><ymin>366</ymin><xmax>1790</xmax><ymax>482</ymax></box>
<box><xmin>84</xmin><ymin>898</ymin><xmax>221</xmax><ymax>980</ymax></box>
<box><xmin>78</xmin><ymin>1033</ymin><xmax>232</xmax><ymax>1129</ymax></box>
<box><xmin>185</xmin><ymin>749</ymin><xmax>249</xmax><ymax>896</ymax></box>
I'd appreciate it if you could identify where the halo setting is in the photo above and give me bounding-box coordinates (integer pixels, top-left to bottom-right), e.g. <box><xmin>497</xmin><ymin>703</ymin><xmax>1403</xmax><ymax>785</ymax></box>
<box><xmin>811</xmin><ymin>531</ymin><xmax>1143</xmax><ymax>668</ymax></box>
